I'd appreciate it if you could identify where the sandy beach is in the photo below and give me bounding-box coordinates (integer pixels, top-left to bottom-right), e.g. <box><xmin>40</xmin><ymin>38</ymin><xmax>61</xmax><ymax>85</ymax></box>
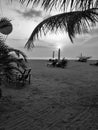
<box><xmin>0</xmin><ymin>60</ymin><xmax>98</xmax><ymax>130</ymax></box>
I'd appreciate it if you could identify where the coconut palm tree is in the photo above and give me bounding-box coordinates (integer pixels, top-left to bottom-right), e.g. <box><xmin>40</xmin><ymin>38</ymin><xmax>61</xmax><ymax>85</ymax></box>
<box><xmin>0</xmin><ymin>17</ymin><xmax>27</xmax><ymax>81</ymax></box>
<box><xmin>0</xmin><ymin>38</ymin><xmax>27</xmax><ymax>85</ymax></box>
<box><xmin>17</xmin><ymin>0</ymin><xmax>98</xmax><ymax>49</ymax></box>
<box><xmin>0</xmin><ymin>17</ymin><xmax>27</xmax><ymax>97</ymax></box>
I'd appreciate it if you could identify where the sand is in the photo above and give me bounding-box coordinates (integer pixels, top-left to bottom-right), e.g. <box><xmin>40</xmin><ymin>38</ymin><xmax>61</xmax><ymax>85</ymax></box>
<box><xmin>0</xmin><ymin>60</ymin><xmax>98</xmax><ymax>130</ymax></box>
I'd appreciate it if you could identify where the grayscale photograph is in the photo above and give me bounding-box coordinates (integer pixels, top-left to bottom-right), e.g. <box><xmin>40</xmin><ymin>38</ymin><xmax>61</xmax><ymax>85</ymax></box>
<box><xmin>0</xmin><ymin>0</ymin><xmax>98</xmax><ymax>130</ymax></box>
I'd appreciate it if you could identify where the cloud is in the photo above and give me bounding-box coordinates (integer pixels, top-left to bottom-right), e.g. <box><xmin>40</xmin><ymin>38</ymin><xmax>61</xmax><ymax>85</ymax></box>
<box><xmin>34</xmin><ymin>39</ymin><xmax>57</xmax><ymax>48</ymax></box>
<box><xmin>79</xmin><ymin>27</ymin><xmax>98</xmax><ymax>46</ymax></box>
<box><xmin>83</xmin><ymin>36</ymin><xmax>98</xmax><ymax>46</ymax></box>
<box><xmin>15</xmin><ymin>8</ymin><xmax>42</xmax><ymax>19</ymax></box>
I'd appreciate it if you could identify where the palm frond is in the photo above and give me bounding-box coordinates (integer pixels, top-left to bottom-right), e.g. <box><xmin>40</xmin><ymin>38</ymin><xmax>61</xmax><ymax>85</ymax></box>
<box><xmin>2</xmin><ymin>64</ymin><xmax>22</xmax><ymax>74</ymax></box>
<box><xmin>19</xmin><ymin>0</ymin><xmax>98</xmax><ymax>11</ymax></box>
<box><xmin>0</xmin><ymin>39</ymin><xmax>27</xmax><ymax>61</ymax></box>
<box><xmin>8</xmin><ymin>48</ymin><xmax>27</xmax><ymax>62</ymax></box>
<box><xmin>25</xmin><ymin>8</ymin><xmax>98</xmax><ymax>49</ymax></box>
<box><xmin>0</xmin><ymin>54</ymin><xmax>27</xmax><ymax>80</ymax></box>
<box><xmin>4</xmin><ymin>54</ymin><xmax>26</xmax><ymax>69</ymax></box>
<box><xmin>3</xmin><ymin>64</ymin><xmax>24</xmax><ymax>80</ymax></box>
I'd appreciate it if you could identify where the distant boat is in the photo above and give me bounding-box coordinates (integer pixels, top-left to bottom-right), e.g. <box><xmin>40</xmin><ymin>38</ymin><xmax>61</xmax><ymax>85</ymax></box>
<box><xmin>77</xmin><ymin>53</ymin><xmax>91</xmax><ymax>62</ymax></box>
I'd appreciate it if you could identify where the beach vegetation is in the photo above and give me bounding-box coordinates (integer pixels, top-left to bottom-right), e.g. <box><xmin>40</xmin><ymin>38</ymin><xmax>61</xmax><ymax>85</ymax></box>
<box><xmin>0</xmin><ymin>37</ymin><xmax>27</xmax><ymax>96</ymax></box>
<box><xmin>0</xmin><ymin>17</ymin><xmax>27</xmax><ymax>97</ymax></box>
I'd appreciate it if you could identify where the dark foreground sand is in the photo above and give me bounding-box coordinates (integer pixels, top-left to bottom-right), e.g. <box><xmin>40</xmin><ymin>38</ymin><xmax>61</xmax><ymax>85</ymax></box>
<box><xmin>0</xmin><ymin>60</ymin><xmax>98</xmax><ymax>130</ymax></box>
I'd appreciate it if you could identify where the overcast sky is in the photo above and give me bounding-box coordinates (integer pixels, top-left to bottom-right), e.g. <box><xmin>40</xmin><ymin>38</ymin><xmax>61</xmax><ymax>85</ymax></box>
<box><xmin>0</xmin><ymin>0</ymin><xmax>98</xmax><ymax>59</ymax></box>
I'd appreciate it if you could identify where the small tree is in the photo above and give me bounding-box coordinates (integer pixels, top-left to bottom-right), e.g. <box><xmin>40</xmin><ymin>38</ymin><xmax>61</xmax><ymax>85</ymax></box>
<box><xmin>0</xmin><ymin>38</ymin><xmax>27</xmax><ymax>98</ymax></box>
<box><xmin>0</xmin><ymin>38</ymin><xmax>27</xmax><ymax>83</ymax></box>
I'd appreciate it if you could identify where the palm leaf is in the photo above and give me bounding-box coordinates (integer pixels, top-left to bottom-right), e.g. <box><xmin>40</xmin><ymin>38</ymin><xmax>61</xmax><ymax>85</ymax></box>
<box><xmin>0</xmin><ymin>38</ymin><xmax>27</xmax><ymax>61</ymax></box>
<box><xmin>3</xmin><ymin>54</ymin><xmax>26</xmax><ymax>68</ymax></box>
<box><xmin>8</xmin><ymin>48</ymin><xmax>27</xmax><ymax>62</ymax></box>
<box><xmin>19</xmin><ymin>0</ymin><xmax>98</xmax><ymax>11</ymax></box>
<box><xmin>2</xmin><ymin>64</ymin><xmax>24</xmax><ymax>81</ymax></box>
<box><xmin>25</xmin><ymin>8</ymin><xmax>98</xmax><ymax>49</ymax></box>
<box><xmin>1</xmin><ymin>64</ymin><xmax>23</xmax><ymax>74</ymax></box>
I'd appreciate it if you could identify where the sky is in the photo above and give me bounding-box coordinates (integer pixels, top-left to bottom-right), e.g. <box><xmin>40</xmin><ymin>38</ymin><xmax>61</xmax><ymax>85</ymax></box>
<box><xmin>0</xmin><ymin>0</ymin><xmax>98</xmax><ymax>59</ymax></box>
